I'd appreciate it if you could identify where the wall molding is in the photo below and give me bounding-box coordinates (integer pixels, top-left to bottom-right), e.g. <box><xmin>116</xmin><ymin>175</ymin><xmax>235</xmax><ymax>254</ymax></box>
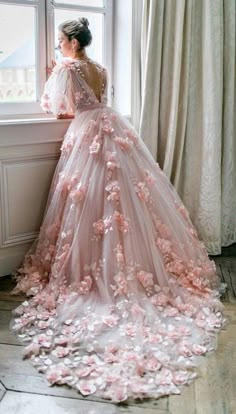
<box><xmin>0</xmin><ymin>121</ymin><xmax>68</xmax><ymax>276</ymax></box>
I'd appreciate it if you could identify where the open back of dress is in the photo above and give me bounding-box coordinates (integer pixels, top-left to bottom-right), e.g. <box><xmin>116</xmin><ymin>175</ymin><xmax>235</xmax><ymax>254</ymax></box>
<box><xmin>77</xmin><ymin>59</ymin><xmax>106</xmax><ymax>103</ymax></box>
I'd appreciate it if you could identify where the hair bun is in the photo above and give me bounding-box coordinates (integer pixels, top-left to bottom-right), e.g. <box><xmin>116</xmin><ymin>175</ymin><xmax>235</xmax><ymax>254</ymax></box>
<box><xmin>78</xmin><ymin>17</ymin><xmax>89</xmax><ymax>28</ymax></box>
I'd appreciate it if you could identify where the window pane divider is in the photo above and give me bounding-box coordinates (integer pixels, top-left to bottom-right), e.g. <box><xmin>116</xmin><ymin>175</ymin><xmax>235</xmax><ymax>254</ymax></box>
<box><xmin>50</xmin><ymin>2</ymin><xmax>106</xmax><ymax>14</ymax></box>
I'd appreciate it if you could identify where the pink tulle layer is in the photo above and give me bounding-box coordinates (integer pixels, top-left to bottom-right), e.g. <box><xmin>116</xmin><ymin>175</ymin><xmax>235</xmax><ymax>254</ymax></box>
<box><xmin>11</xmin><ymin>106</ymin><xmax>225</xmax><ymax>402</ymax></box>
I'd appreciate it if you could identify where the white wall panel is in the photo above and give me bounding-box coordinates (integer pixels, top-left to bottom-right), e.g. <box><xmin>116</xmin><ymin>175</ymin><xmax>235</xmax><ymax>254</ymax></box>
<box><xmin>0</xmin><ymin>119</ymin><xmax>70</xmax><ymax>277</ymax></box>
<box><xmin>1</xmin><ymin>156</ymin><xmax>58</xmax><ymax>246</ymax></box>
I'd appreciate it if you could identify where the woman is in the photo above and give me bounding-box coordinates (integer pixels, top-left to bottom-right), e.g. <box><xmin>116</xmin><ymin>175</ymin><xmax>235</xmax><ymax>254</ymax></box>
<box><xmin>11</xmin><ymin>17</ymin><xmax>225</xmax><ymax>402</ymax></box>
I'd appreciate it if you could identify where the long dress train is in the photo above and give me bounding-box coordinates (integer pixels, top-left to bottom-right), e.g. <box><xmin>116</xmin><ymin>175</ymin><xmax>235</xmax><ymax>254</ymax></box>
<box><xmin>10</xmin><ymin>58</ymin><xmax>225</xmax><ymax>402</ymax></box>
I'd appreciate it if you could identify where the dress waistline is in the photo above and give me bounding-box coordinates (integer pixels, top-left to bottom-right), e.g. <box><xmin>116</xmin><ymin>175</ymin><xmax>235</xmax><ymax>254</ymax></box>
<box><xmin>78</xmin><ymin>103</ymin><xmax>107</xmax><ymax>113</ymax></box>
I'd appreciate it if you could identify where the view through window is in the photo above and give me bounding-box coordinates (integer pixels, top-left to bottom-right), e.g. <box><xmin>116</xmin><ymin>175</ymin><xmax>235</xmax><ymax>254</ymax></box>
<box><xmin>0</xmin><ymin>3</ymin><xmax>36</xmax><ymax>103</ymax></box>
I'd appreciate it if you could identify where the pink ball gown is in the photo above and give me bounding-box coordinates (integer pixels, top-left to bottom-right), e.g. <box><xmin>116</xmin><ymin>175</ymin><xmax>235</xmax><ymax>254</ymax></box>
<box><xmin>11</xmin><ymin>57</ymin><xmax>225</xmax><ymax>402</ymax></box>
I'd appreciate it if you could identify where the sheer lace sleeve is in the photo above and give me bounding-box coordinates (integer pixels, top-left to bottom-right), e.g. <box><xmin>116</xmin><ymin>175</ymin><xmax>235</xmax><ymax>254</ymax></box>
<box><xmin>41</xmin><ymin>58</ymin><xmax>108</xmax><ymax>115</ymax></box>
<box><xmin>40</xmin><ymin>61</ymin><xmax>76</xmax><ymax>116</ymax></box>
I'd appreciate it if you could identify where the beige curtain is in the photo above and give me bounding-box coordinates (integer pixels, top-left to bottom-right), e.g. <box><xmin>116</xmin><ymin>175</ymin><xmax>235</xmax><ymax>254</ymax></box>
<box><xmin>139</xmin><ymin>0</ymin><xmax>236</xmax><ymax>255</ymax></box>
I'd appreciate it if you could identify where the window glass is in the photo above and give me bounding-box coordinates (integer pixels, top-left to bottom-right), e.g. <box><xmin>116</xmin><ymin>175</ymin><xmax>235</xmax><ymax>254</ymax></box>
<box><xmin>0</xmin><ymin>4</ymin><xmax>36</xmax><ymax>103</ymax></box>
<box><xmin>55</xmin><ymin>10</ymin><xmax>103</xmax><ymax>64</ymax></box>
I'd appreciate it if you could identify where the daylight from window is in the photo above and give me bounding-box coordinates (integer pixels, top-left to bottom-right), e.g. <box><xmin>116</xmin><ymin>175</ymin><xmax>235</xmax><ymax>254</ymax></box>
<box><xmin>0</xmin><ymin>4</ymin><xmax>36</xmax><ymax>103</ymax></box>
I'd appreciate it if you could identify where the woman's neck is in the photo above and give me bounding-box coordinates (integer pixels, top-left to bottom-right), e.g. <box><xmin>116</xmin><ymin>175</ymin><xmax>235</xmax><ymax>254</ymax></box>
<box><xmin>72</xmin><ymin>49</ymin><xmax>88</xmax><ymax>61</ymax></box>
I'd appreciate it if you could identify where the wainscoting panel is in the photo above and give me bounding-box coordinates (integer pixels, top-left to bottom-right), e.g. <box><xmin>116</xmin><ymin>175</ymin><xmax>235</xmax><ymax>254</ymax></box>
<box><xmin>0</xmin><ymin>119</ymin><xmax>70</xmax><ymax>276</ymax></box>
<box><xmin>1</xmin><ymin>156</ymin><xmax>58</xmax><ymax>246</ymax></box>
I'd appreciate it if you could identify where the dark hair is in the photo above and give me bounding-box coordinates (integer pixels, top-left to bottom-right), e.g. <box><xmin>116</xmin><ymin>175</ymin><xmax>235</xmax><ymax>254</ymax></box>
<box><xmin>58</xmin><ymin>17</ymin><xmax>92</xmax><ymax>49</ymax></box>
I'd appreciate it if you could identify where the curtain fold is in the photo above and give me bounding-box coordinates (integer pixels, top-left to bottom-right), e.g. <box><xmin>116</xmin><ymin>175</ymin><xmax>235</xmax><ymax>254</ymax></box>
<box><xmin>139</xmin><ymin>0</ymin><xmax>236</xmax><ymax>255</ymax></box>
<box><xmin>221</xmin><ymin>0</ymin><xmax>236</xmax><ymax>247</ymax></box>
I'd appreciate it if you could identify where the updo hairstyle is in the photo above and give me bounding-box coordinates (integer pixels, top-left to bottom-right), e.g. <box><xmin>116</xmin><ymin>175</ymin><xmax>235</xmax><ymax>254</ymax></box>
<box><xmin>59</xmin><ymin>17</ymin><xmax>92</xmax><ymax>50</ymax></box>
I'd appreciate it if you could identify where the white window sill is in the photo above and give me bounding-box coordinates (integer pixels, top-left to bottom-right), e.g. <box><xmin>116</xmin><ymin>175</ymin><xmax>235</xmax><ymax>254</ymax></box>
<box><xmin>0</xmin><ymin>114</ymin><xmax>71</xmax><ymax>126</ymax></box>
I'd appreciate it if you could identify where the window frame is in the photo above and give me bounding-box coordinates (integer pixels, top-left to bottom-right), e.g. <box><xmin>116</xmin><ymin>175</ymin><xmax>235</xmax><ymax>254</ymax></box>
<box><xmin>0</xmin><ymin>0</ymin><xmax>113</xmax><ymax>117</ymax></box>
<box><xmin>0</xmin><ymin>0</ymin><xmax>47</xmax><ymax>116</ymax></box>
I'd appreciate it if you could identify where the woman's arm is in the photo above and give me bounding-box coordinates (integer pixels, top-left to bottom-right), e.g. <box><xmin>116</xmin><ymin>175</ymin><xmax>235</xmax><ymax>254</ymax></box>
<box><xmin>56</xmin><ymin>114</ymin><xmax>74</xmax><ymax>119</ymax></box>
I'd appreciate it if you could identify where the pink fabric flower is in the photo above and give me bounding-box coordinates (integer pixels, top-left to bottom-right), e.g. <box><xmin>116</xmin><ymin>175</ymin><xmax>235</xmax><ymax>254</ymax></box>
<box><xmin>38</xmin><ymin>320</ymin><xmax>50</xmax><ymax>330</ymax></box>
<box><xmin>166</xmin><ymin>260</ymin><xmax>185</xmax><ymax>277</ymax></box>
<box><xmin>189</xmin><ymin>227</ymin><xmax>199</xmax><ymax>238</ymax></box>
<box><xmin>56</xmin><ymin>243</ymin><xmax>71</xmax><ymax>264</ymax></box>
<box><xmin>144</xmin><ymin>169</ymin><xmax>155</xmax><ymax>185</ymax></box>
<box><xmin>151</xmin><ymin>292</ymin><xmax>169</xmax><ymax>307</ymax></box>
<box><xmin>89</xmin><ymin>135</ymin><xmax>101</xmax><ymax>154</ymax></box>
<box><xmin>103</xmin><ymin>352</ymin><xmax>119</xmax><ymax>363</ymax></box>
<box><xmin>114</xmin><ymin>242</ymin><xmax>125</xmax><ymax>265</ymax></box>
<box><xmin>102</xmin><ymin>122</ymin><xmax>114</xmax><ymax>135</ymax></box>
<box><xmin>93</xmin><ymin>219</ymin><xmax>105</xmax><ymax>235</ymax></box>
<box><xmin>61</xmin><ymin>59</ymin><xmax>77</xmax><ymax>70</ymax></box>
<box><xmin>93</xmin><ymin>217</ymin><xmax>113</xmax><ymax>237</ymax></box>
<box><xmin>37</xmin><ymin>311</ymin><xmax>51</xmax><ymax>322</ymax></box>
<box><xmin>109</xmin><ymin>386</ymin><xmax>128</xmax><ymax>402</ymax></box>
<box><xmin>105</xmin><ymin>373</ymin><xmax>120</xmax><ymax>383</ymax></box>
<box><xmin>156</xmin><ymin>238</ymin><xmax>172</xmax><ymax>254</ymax></box>
<box><xmin>178</xmin><ymin>205</ymin><xmax>190</xmax><ymax>220</ymax></box>
<box><xmin>41</xmin><ymin>99</ymin><xmax>51</xmax><ymax>111</ymax></box>
<box><xmin>23</xmin><ymin>343</ymin><xmax>40</xmax><ymax>358</ymax></box>
<box><xmin>81</xmin><ymin>355</ymin><xmax>102</xmax><ymax>366</ymax></box>
<box><xmin>75</xmin><ymin>91</ymin><xmax>84</xmax><ymax>103</ymax></box>
<box><xmin>43</xmin><ymin>93</ymin><xmax>49</xmax><ymax>100</ymax></box>
<box><xmin>103</xmin><ymin>314</ymin><xmax>119</xmax><ymax>327</ymax></box>
<box><xmin>178</xmin><ymin>342</ymin><xmax>193</xmax><ymax>357</ymax></box>
<box><xmin>206</xmin><ymin>314</ymin><xmax>222</xmax><ymax>329</ymax></box>
<box><xmin>155</xmin><ymin>368</ymin><xmax>173</xmax><ymax>386</ymax></box>
<box><xmin>46</xmin><ymin>364</ymin><xmax>71</xmax><ymax>385</ymax></box>
<box><xmin>145</xmin><ymin>357</ymin><xmax>161</xmax><ymax>371</ymax></box>
<box><xmin>148</xmin><ymin>333</ymin><xmax>163</xmax><ymax>343</ymax></box>
<box><xmin>69</xmin><ymin>183</ymin><xmax>87</xmax><ymax>203</ymax></box>
<box><xmin>61</xmin><ymin>136</ymin><xmax>75</xmax><ymax>155</ymax></box>
<box><xmin>36</xmin><ymin>334</ymin><xmax>52</xmax><ymax>348</ymax></box>
<box><xmin>135</xmin><ymin>182</ymin><xmax>150</xmax><ymax>202</ymax></box>
<box><xmin>131</xmin><ymin>303</ymin><xmax>145</xmax><ymax>317</ymax></box>
<box><xmin>113</xmin><ymin>211</ymin><xmax>129</xmax><ymax>233</ymax></box>
<box><xmin>106</xmin><ymin>344</ymin><xmax>119</xmax><ymax>354</ymax></box>
<box><xmin>113</xmin><ymin>271</ymin><xmax>128</xmax><ymax>296</ymax></box>
<box><xmin>192</xmin><ymin>344</ymin><xmax>207</xmax><ymax>355</ymax></box>
<box><xmin>104</xmin><ymin>151</ymin><xmax>116</xmax><ymax>162</ymax></box>
<box><xmin>163</xmin><ymin>306</ymin><xmax>179</xmax><ymax>317</ymax></box>
<box><xmin>137</xmin><ymin>270</ymin><xmax>154</xmax><ymax>288</ymax></box>
<box><xmin>59</xmin><ymin>102</ymin><xmax>66</xmax><ymax>111</ymax></box>
<box><xmin>70</xmin><ymin>173</ymin><xmax>80</xmax><ymax>187</ymax></box>
<box><xmin>104</xmin><ymin>151</ymin><xmax>120</xmax><ymax>172</ymax></box>
<box><xmin>55</xmin><ymin>336</ymin><xmax>68</xmax><ymax>346</ymax></box>
<box><xmin>77</xmin><ymin>275</ymin><xmax>93</xmax><ymax>295</ymax></box>
<box><xmin>177</xmin><ymin>325</ymin><xmax>191</xmax><ymax>336</ymax></box>
<box><xmin>172</xmin><ymin>370</ymin><xmax>196</xmax><ymax>385</ymax></box>
<box><xmin>76</xmin><ymin>366</ymin><xmax>94</xmax><ymax>378</ymax></box>
<box><xmin>115</xmin><ymin>136</ymin><xmax>133</xmax><ymax>151</ymax></box>
<box><xmin>158</xmin><ymin>223</ymin><xmax>171</xmax><ymax>239</ymax></box>
<box><xmin>105</xmin><ymin>181</ymin><xmax>120</xmax><ymax>202</ymax></box>
<box><xmin>52</xmin><ymin>346</ymin><xmax>70</xmax><ymax>358</ymax></box>
<box><xmin>125</xmin><ymin>324</ymin><xmax>136</xmax><ymax>337</ymax></box>
<box><xmin>124</xmin><ymin>128</ymin><xmax>138</xmax><ymax>144</ymax></box>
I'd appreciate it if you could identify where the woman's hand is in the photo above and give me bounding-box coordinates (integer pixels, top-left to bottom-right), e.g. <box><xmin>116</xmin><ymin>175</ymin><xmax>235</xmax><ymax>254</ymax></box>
<box><xmin>56</xmin><ymin>114</ymin><xmax>74</xmax><ymax>119</ymax></box>
<box><xmin>46</xmin><ymin>60</ymin><xmax>57</xmax><ymax>75</ymax></box>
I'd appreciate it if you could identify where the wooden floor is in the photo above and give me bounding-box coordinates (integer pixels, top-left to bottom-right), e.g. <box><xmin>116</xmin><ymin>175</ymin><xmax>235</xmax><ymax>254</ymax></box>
<box><xmin>0</xmin><ymin>257</ymin><xmax>236</xmax><ymax>414</ymax></box>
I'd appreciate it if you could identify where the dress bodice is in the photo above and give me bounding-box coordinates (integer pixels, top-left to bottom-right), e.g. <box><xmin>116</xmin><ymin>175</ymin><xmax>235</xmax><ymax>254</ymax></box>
<box><xmin>41</xmin><ymin>58</ymin><xmax>108</xmax><ymax>115</ymax></box>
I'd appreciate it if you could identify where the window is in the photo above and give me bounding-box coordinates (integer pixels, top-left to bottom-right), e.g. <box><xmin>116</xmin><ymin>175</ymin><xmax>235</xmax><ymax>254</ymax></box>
<box><xmin>0</xmin><ymin>0</ymin><xmax>46</xmax><ymax>116</ymax></box>
<box><xmin>0</xmin><ymin>0</ymin><xmax>113</xmax><ymax>117</ymax></box>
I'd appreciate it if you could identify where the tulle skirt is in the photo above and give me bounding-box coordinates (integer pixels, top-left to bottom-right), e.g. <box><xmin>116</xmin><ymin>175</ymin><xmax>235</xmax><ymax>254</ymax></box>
<box><xmin>11</xmin><ymin>106</ymin><xmax>225</xmax><ymax>402</ymax></box>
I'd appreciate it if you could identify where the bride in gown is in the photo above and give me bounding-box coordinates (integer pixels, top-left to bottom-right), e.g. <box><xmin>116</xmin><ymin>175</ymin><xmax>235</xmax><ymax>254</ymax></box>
<box><xmin>11</xmin><ymin>17</ymin><xmax>225</xmax><ymax>402</ymax></box>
